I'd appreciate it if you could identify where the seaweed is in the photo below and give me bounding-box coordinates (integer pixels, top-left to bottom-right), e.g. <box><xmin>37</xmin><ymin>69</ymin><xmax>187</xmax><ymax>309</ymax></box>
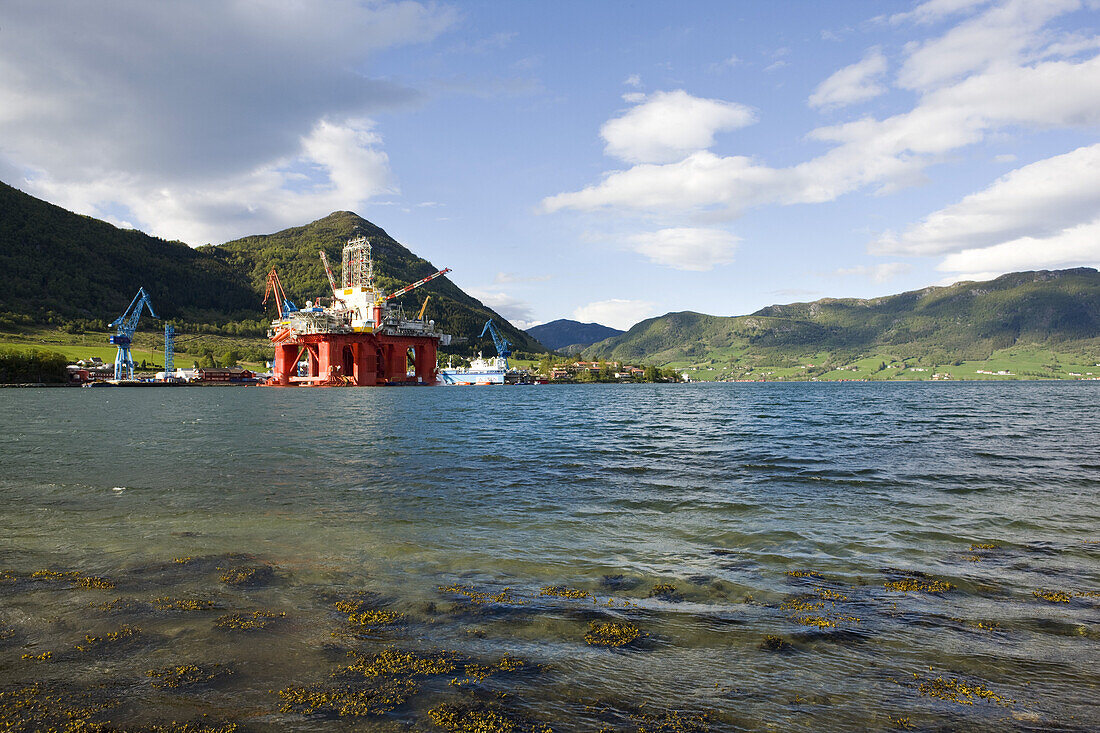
<box><xmin>428</xmin><ymin>697</ymin><xmax>553</xmax><ymax>733</ymax></box>
<box><xmin>539</xmin><ymin>586</ymin><xmax>591</xmax><ymax>600</ymax></box>
<box><xmin>214</xmin><ymin>610</ymin><xmax>285</xmax><ymax>631</ymax></box>
<box><xmin>76</xmin><ymin>624</ymin><xmax>142</xmax><ymax>653</ymax></box>
<box><xmin>345</xmin><ymin>609</ymin><xmax>406</xmax><ymax>633</ymax></box>
<box><xmin>277</xmin><ymin>646</ymin><xmax>462</xmax><ymax>720</ymax></box>
<box><xmin>449</xmin><ymin>654</ymin><xmax>533</xmax><ymax>686</ymax></box>
<box><xmin>584</xmin><ymin>620</ymin><xmax>644</xmax><ymax>647</ymax></box>
<box><xmin>336</xmin><ymin>647</ymin><xmax>458</xmax><ymax>679</ymax></box>
<box><xmin>20</xmin><ymin>651</ymin><xmax>52</xmax><ymax>662</ymax></box>
<box><xmin>883</xmin><ymin>578</ymin><xmax>954</xmax><ymax>593</ymax></box>
<box><xmin>439</xmin><ymin>584</ymin><xmax>524</xmax><ymax>606</ymax></box>
<box><xmin>146</xmin><ymin>663</ymin><xmax>234</xmax><ymax>689</ymax></box>
<box><xmin>152</xmin><ymin>596</ymin><xmax>220</xmax><ymax>612</ymax></box>
<box><xmin>647</xmin><ymin>583</ymin><xmax>682</xmax><ymax>602</ymax></box>
<box><xmin>218</xmin><ymin>564</ymin><xmax>275</xmax><ymax>587</ymax></box>
<box><xmin>913</xmin><ymin>674</ymin><xmax>1013</xmax><ymax>706</ymax></box>
<box><xmin>0</xmin><ymin>682</ymin><xmax>116</xmax><ymax>732</ymax></box>
<box><xmin>278</xmin><ymin>678</ymin><xmax>419</xmax><ymax>717</ymax></box>
<box><xmin>20</xmin><ymin>568</ymin><xmax>115</xmax><ymax>590</ymax></box>
<box><xmin>630</xmin><ymin>709</ymin><xmax>711</xmax><ymax>732</ymax></box>
<box><xmin>1033</xmin><ymin>589</ymin><xmax>1072</xmax><ymax>603</ymax></box>
<box><xmin>785</xmin><ymin>570</ymin><xmax>822</xmax><ymax>579</ymax></box>
<box><xmin>759</xmin><ymin>634</ymin><xmax>790</xmax><ymax>652</ymax></box>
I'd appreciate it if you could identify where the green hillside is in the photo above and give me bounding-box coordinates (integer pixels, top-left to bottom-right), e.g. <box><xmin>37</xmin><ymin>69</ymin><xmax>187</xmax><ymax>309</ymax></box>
<box><xmin>584</xmin><ymin>269</ymin><xmax>1100</xmax><ymax>379</ymax></box>
<box><xmin>0</xmin><ymin>181</ymin><xmax>257</xmax><ymax>326</ymax></box>
<box><xmin>0</xmin><ymin>181</ymin><xmax>544</xmax><ymax>354</ymax></box>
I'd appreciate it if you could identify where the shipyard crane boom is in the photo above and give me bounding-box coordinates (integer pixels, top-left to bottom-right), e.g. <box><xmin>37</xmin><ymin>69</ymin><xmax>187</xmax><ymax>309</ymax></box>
<box><xmin>319</xmin><ymin>251</ymin><xmax>340</xmax><ymax>300</ymax></box>
<box><xmin>479</xmin><ymin>319</ymin><xmax>511</xmax><ymax>359</ymax></box>
<box><xmin>109</xmin><ymin>287</ymin><xmax>157</xmax><ymax>380</ymax></box>
<box><xmin>263</xmin><ymin>267</ymin><xmax>297</xmax><ymax>319</ymax></box>
<box><xmin>380</xmin><ymin>268</ymin><xmax>451</xmax><ymax>303</ymax></box>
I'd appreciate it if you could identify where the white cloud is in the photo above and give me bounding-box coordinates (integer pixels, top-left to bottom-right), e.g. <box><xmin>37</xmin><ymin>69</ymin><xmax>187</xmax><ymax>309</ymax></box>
<box><xmin>993</xmin><ymin>153</ymin><xmax>1017</xmax><ymax>162</ymax></box>
<box><xmin>466</xmin><ymin>289</ymin><xmax>538</xmax><ymax>330</ymax></box>
<box><xmin>889</xmin><ymin>0</ymin><xmax>993</xmax><ymax>26</ymax></box>
<box><xmin>627</xmin><ymin>227</ymin><xmax>738</xmax><ymax>271</ymax></box>
<box><xmin>599</xmin><ymin>90</ymin><xmax>756</xmax><ymax>164</ymax></box>
<box><xmin>545</xmin><ymin>0</ymin><xmax>1100</xmax><ymax>228</ymax></box>
<box><xmin>28</xmin><ymin>118</ymin><xmax>396</xmax><ymax>244</ymax></box>
<box><xmin>572</xmin><ymin>299</ymin><xmax>658</xmax><ymax>331</ymax></box>
<box><xmin>0</xmin><ymin>0</ymin><xmax>454</xmax><ymax>243</ymax></box>
<box><xmin>808</xmin><ymin>48</ymin><xmax>888</xmax><ymax>109</ymax></box>
<box><xmin>831</xmin><ymin>262</ymin><xmax>913</xmax><ymax>282</ymax></box>
<box><xmin>897</xmin><ymin>0</ymin><xmax>1078</xmax><ymax>90</ymax></box>
<box><xmin>935</xmin><ymin>271</ymin><xmax>1004</xmax><ymax>285</ymax></box>
<box><xmin>624</xmin><ymin>74</ymin><xmax>642</xmax><ymax>88</ymax></box>
<box><xmin>544</xmin><ymin>52</ymin><xmax>1100</xmax><ymax>217</ymax></box>
<box><xmin>937</xmin><ymin>217</ymin><xmax>1100</xmax><ymax>274</ymax></box>
<box><xmin>873</xmin><ymin>144</ymin><xmax>1100</xmax><ymax>256</ymax></box>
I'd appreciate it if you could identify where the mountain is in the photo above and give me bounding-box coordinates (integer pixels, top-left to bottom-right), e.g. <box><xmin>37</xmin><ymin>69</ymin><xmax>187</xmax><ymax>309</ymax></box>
<box><xmin>0</xmin><ymin>180</ymin><xmax>258</xmax><ymax>324</ymax></box>
<box><xmin>526</xmin><ymin>319</ymin><xmax>624</xmax><ymax>352</ymax></box>
<box><xmin>209</xmin><ymin>211</ymin><xmax>544</xmax><ymax>353</ymax></box>
<box><xmin>0</xmin><ymin>181</ymin><xmax>545</xmax><ymax>354</ymax></box>
<box><xmin>584</xmin><ymin>268</ymin><xmax>1100</xmax><ymax>368</ymax></box>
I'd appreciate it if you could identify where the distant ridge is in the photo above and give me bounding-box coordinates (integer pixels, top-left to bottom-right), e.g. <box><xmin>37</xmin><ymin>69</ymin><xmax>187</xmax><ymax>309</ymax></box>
<box><xmin>526</xmin><ymin>319</ymin><xmax>624</xmax><ymax>352</ymax></box>
<box><xmin>0</xmin><ymin>181</ymin><xmax>546</xmax><ymax>353</ymax></box>
<box><xmin>584</xmin><ymin>268</ymin><xmax>1100</xmax><ymax>366</ymax></box>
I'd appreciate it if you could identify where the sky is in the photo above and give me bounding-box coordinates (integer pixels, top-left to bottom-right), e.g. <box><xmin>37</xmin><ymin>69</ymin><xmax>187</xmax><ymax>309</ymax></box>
<box><xmin>1</xmin><ymin>0</ymin><xmax>1099</xmax><ymax>330</ymax></box>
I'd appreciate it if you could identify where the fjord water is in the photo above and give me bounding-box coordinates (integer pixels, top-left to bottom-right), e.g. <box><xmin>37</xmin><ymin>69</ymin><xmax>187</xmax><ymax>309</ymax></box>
<box><xmin>1</xmin><ymin>382</ymin><xmax>1098</xmax><ymax>731</ymax></box>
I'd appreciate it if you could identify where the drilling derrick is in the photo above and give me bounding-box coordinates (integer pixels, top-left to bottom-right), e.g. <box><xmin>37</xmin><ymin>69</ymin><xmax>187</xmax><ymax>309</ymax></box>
<box><xmin>266</xmin><ymin>235</ymin><xmax>453</xmax><ymax>387</ymax></box>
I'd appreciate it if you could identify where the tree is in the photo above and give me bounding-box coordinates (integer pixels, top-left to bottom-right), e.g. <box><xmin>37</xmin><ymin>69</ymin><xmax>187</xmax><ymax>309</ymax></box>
<box><xmin>643</xmin><ymin>365</ymin><xmax>658</xmax><ymax>382</ymax></box>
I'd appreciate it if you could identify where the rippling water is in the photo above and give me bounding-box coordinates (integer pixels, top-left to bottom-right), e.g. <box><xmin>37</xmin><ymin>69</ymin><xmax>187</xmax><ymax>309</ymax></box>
<box><xmin>1</xmin><ymin>382</ymin><xmax>1098</xmax><ymax>731</ymax></box>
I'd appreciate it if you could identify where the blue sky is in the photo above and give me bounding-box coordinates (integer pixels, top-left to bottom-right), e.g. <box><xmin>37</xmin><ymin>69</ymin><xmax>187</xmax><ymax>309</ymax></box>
<box><xmin>2</xmin><ymin>1</ymin><xmax>1099</xmax><ymax>329</ymax></box>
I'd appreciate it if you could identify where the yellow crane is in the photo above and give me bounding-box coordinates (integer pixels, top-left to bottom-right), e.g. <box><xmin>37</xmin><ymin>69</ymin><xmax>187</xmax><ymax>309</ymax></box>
<box><xmin>417</xmin><ymin>295</ymin><xmax>431</xmax><ymax>320</ymax></box>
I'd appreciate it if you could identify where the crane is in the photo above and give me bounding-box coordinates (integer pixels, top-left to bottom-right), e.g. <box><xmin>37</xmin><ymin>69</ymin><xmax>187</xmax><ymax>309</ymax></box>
<box><xmin>164</xmin><ymin>324</ymin><xmax>175</xmax><ymax>377</ymax></box>
<box><xmin>379</xmin><ymin>268</ymin><xmax>451</xmax><ymax>304</ymax></box>
<box><xmin>263</xmin><ymin>267</ymin><xmax>297</xmax><ymax>318</ymax></box>
<box><xmin>417</xmin><ymin>295</ymin><xmax>431</xmax><ymax>321</ymax></box>
<box><xmin>318</xmin><ymin>250</ymin><xmax>340</xmax><ymax>301</ymax></box>
<box><xmin>109</xmin><ymin>287</ymin><xmax>157</xmax><ymax>380</ymax></box>
<box><xmin>479</xmin><ymin>319</ymin><xmax>511</xmax><ymax>360</ymax></box>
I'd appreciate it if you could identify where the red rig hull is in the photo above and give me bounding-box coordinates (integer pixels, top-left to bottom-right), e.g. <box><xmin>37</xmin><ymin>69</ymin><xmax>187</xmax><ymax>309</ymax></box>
<box><xmin>269</xmin><ymin>332</ymin><xmax>438</xmax><ymax>387</ymax></box>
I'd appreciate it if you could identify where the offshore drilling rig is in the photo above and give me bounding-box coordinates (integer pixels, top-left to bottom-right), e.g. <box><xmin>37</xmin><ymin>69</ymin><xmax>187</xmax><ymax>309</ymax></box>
<box><xmin>265</xmin><ymin>235</ymin><xmax>452</xmax><ymax>386</ymax></box>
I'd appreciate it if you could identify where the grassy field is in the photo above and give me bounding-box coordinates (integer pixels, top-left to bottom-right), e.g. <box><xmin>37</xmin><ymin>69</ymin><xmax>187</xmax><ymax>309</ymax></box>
<box><xmin>665</xmin><ymin>345</ymin><xmax>1100</xmax><ymax>382</ymax></box>
<box><xmin>0</xmin><ymin>328</ymin><xmax>271</xmax><ymax>370</ymax></box>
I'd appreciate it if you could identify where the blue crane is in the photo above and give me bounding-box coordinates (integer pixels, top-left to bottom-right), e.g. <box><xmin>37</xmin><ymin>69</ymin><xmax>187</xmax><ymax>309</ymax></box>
<box><xmin>479</xmin><ymin>319</ymin><xmax>512</xmax><ymax>360</ymax></box>
<box><xmin>109</xmin><ymin>287</ymin><xmax>157</xmax><ymax>380</ymax></box>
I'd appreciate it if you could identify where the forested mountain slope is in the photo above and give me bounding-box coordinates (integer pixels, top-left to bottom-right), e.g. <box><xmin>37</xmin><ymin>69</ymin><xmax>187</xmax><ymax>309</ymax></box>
<box><xmin>584</xmin><ymin>269</ymin><xmax>1100</xmax><ymax>365</ymax></box>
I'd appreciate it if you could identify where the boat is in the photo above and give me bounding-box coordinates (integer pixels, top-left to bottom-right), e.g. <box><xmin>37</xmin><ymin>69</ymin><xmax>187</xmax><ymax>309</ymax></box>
<box><xmin>438</xmin><ymin>353</ymin><xmax>507</xmax><ymax>385</ymax></box>
<box><xmin>438</xmin><ymin>319</ymin><xmax>510</xmax><ymax>385</ymax></box>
